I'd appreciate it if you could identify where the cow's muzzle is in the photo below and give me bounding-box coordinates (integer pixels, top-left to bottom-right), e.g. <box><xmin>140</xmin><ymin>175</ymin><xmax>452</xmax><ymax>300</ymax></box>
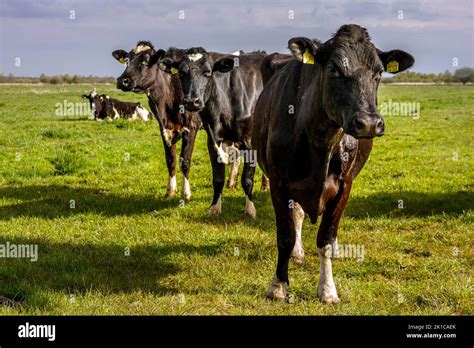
<box><xmin>117</xmin><ymin>77</ymin><xmax>133</xmax><ymax>91</ymax></box>
<box><xmin>183</xmin><ymin>96</ymin><xmax>203</xmax><ymax>112</ymax></box>
<box><xmin>347</xmin><ymin>113</ymin><xmax>385</xmax><ymax>138</ymax></box>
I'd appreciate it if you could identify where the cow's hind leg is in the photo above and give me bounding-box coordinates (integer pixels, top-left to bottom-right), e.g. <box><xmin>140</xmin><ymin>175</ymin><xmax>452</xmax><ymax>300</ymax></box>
<box><xmin>179</xmin><ymin>128</ymin><xmax>197</xmax><ymax>201</ymax></box>
<box><xmin>227</xmin><ymin>152</ymin><xmax>241</xmax><ymax>189</ymax></box>
<box><xmin>261</xmin><ymin>174</ymin><xmax>270</xmax><ymax>191</ymax></box>
<box><xmin>207</xmin><ymin>137</ymin><xmax>225</xmax><ymax>216</ymax></box>
<box><xmin>241</xmin><ymin>159</ymin><xmax>256</xmax><ymax>218</ymax></box>
<box><xmin>316</xmin><ymin>179</ymin><xmax>353</xmax><ymax>304</ymax></box>
<box><xmin>266</xmin><ymin>182</ymin><xmax>295</xmax><ymax>301</ymax></box>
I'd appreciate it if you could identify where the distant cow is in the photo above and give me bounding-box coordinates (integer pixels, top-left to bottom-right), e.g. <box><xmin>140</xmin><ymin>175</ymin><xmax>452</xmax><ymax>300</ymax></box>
<box><xmin>159</xmin><ymin>48</ymin><xmax>265</xmax><ymax>217</ymax></box>
<box><xmin>81</xmin><ymin>88</ymin><xmax>150</xmax><ymax>121</ymax></box>
<box><xmin>252</xmin><ymin>25</ymin><xmax>414</xmax><ymax>303</ymax></box>
<box><xmin>112</xmin><ymin>42</ymin><xmax>202</xmax><ymax>200</ymax></box>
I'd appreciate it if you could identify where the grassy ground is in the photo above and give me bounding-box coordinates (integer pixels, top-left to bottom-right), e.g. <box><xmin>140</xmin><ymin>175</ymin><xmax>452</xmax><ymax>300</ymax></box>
<box><xmin>0</xmin><ymin>84</ymin><xmax>472</xmax><ymax>315</ymax></box>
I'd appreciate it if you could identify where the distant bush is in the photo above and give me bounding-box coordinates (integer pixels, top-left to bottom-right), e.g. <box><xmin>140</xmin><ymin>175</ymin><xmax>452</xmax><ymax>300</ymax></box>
<box><xmin>0</xmin><ymin>74</ymin><xmax>116</xmax><ymax>84</ymax></box>
<box><xmin>382</xmin><ymin>68</ymin><xmax>474</xmax><ymax>84</ymax></box>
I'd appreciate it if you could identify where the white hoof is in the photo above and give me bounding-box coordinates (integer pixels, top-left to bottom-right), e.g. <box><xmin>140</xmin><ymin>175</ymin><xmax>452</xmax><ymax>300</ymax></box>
<box><xmin>244</xmin><ymin>196</ymin><xmax>256</xmax><ymax>219</ymax></box>
<box><xmin>290</xmin><ymin>245</ymin><xmax>305</xmax><ymax>264</ymax></box>
<box><xmin>209</xmin><ymin>196</ymin><xmax>222</xmax><ymax>216</ymax></box>
<box><xmin>266</xmin><ymin>276</ymin><xmax>288</xmax><ymax>301</ymax></box>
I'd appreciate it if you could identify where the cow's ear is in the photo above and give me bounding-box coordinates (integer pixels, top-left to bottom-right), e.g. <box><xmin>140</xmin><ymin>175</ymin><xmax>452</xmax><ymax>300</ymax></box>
<box><xmin>81</xmin><ymin>94</ymin><xmax>88</xmax><ymax>99</ymax></box>
<box><xmin>149</xmin><ymin>49</ymin><xmax>166</xmax><ymax>66</ymax></box>
<box><xmin>213</xmin><ymin>57</ymin><xmax>235</xmax><ymax>73</ymax></box>
<box><xmin>378</xmin><ymin>49</ymin><xmax>414</xmax><ymax>74</ymax></box>
<box><xmin>288</xmin><ymin>37</ymin><xmax>319</xmax><ymax>64</ymax></box>
<box><xmin>112</xmin><ymin>50</ymin><xmax>128</xmax><ymax>64</ymax></box>
<box><xmin>159</xmin><ymin>58</ymin><xmax>180</xmax><ymax>74</ymax></box>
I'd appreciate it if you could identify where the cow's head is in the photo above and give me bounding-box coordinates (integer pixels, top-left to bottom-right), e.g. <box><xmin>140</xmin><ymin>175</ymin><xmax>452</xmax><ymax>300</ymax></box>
<box><xmin>289</xmin><ymin>24</ymin><xmax>414</xmax><ymax>138</ymax></box>
<box><xmin>159</xmin><ymin>47</ymin><xmax>235</xmax><ymax>111</ymax></box>
<box><xmin>112</xmin><ymin>41</ymin><xmax>165</xmax><ymax>92</ymax></box>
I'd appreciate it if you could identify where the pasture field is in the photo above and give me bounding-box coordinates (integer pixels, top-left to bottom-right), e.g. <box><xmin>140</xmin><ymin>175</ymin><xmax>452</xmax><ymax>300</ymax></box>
<box><xmin>0</xmin><ymin>84</ymin><xmax>472</xmax><ymax>315</ymax></box>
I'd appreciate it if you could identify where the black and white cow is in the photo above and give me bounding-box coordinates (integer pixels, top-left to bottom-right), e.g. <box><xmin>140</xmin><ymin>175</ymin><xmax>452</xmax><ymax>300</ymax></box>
<box><xmin>81</xmin><ymin>88</ymin><xmax>150</xmax><ymax>121</ymax></box>
<box><xmin>159</xmin><ymin>48</ymin><xmax>265</xmax><ymax>217</ymax></box>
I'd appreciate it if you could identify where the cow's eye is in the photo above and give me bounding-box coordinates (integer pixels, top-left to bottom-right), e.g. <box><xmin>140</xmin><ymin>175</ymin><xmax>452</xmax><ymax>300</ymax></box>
<box><xmin>203</xmin><ymin>71</ymin><xmax>212</xmax><ymax>77</ymax></box>
<box><xmin>373</xmin><ymin>70</ymin><xmax>383</xmax><ymax>79</ymax></box>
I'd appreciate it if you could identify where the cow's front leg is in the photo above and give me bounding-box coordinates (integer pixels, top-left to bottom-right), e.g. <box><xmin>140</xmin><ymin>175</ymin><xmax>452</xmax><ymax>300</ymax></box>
<box><xmin>266</xmin><ymin>181</ymin><xmax>294</xmax><ymax>301</ymax></box>
<box><xmin>290</xmin><ymin>202</ymin><xmax>305</xmax><ymax>263</ymax></box>
<box><xmin>162</xmin><ymin>136</ymin><xmax>177</xmax><ymax>198</ymax></box>
<box><xmin>179</xmin><ymin>128</ymin><xmax>197</xmax><ymax>201</ymax></box>
<box><xmin>316</xmin><ymin>179</ymin><xmax>353</xmax><ymax>303</ymax></box>
<box><xmin>207</xmin><ymin>137</ymin><xmax>225</xmax><ymax>216</ymax></box>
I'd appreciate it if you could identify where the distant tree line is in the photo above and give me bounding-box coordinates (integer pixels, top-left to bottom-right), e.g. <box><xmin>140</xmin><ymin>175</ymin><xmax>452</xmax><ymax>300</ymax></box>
<box><xmin>0</xmin><ymin>74</ymin><xmax>116</xmax><ymax>84</ymax></box>
<box><xmin>1</xmin><ymin>67</ymin><xmax>473</xmax><ymax>84</ymax></box>
<box><xmin>382</xmin><ymin>67</ymin><xmax>474</xmax><ymax>84</ymax></box>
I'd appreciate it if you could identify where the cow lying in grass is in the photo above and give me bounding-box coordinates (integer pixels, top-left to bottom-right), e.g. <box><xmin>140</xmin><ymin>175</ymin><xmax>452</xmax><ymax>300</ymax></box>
<box><xmin>81</xmin><ymin>88</ymin><xmax>150</xmax><ymax>121</ymax></box>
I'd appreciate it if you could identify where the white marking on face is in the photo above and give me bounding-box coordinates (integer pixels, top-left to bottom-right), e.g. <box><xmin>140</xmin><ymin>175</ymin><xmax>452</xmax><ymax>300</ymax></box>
<box><xmin>90</xmin><ymin>91</ymin><xmax>97</xmax><ymax>98</ymax></box>
<box><xmin>187</xmin><ymin>53</ymin><xmax>203</xmax><ymax>62</ymax></box>
<box><xmin>318</xmin><ymin>244</ymin><xmax>340</xmax><ymax>303</ymax></box>
<box><xmin>290</xmin><ymin>203</ymin><xmax>305</xmax><ymax>263</ymax></box>
<box><xmin>133</xmin><ymin>45</ymin><xmax>151</xmax><ymax>54</ymax></box>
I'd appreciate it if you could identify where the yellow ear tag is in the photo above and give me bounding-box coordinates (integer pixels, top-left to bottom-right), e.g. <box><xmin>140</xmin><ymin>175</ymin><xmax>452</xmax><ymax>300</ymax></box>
<box><xmin>119</xmin><ymin>57</ymin><xmax>127</xmax><ymax>64</ymax></box>
<box><xmin>386</xmin><ymin>60</ymin><xmax>399</xmax><ymax>73</ymax></box>
<box><xmin>170</xmin><ymin>67</ymin><xmax>179</xmax><ymax>75</ymax></box>
<box><xmin>303</xmin><ymin>50</ymin><xmax>315</xmax><ymax>64</ymax></box>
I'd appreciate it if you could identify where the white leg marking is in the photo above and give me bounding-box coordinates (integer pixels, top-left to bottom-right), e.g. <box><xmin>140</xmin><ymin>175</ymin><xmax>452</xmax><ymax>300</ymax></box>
<box><xmin>166</xmin><ymin>175</ymin><xmax>177</xmax><ymax>197</ymax></box>
<box><xmin>318</xmin><ymin>244</ymin><xmax>340</xmax><ymax>304</ymax></box>
<box><xmin>163</xmin><ymin>129</ymin><xmax>173</xmax><ymax>147</ymax></box>
<box><xmin>209</xmin><ymin>195</ymin><xmax>222</xmax><ymax>216</ymax></box>
<box><xmin>227</xmin><ymin>154</ymin><xmax>241</xmax><ymax>188</ymax></box>
<box><xmin>113</xmin><ymin>107</ymin><xmax>120</xmax><ymax>119</ymax></box>
<box><xmin>266</xmin><ymin>275</ymin><xmax>288</xmax><ymax>301</ymax></box>
<box><xmin>181</xmin><ymin>177</ymin><xmax>191</xmax><ymax>201</ymax></box>
<box><xmin>290</xmin><ymin>203</ymin><xmax>305</xmax><ymax>263</ymax></box>
<box><xmin>214</xmin><ymin>143</ymin><xmax>229</xmax><ymax>165</ymax></box>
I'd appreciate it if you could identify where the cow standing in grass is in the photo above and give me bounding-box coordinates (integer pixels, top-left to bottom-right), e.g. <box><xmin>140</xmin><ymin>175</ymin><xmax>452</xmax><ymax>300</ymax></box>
<box><xmin>159</xmin><ymin>48</ymin><xmax>265</xmax><ymax>217</ymax></box>
<box><xmin>112</xmin><ymin>42</ymin><xmax>202</xmax><ymax>201</ymax></box>
<box><xmin>252</xmin><ymin>25</ymin><xmax>414</xmax><ymax>302</ymax></box>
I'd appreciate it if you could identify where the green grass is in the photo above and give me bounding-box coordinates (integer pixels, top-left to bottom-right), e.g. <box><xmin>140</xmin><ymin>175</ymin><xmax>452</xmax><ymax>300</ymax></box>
<box><xmin>0</xmin><ymin>84</ymin><xmax>472</xmax><ymax>315</ymax></box>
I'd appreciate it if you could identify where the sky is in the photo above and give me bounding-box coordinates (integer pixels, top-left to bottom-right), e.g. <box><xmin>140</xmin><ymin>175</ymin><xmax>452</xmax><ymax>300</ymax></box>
<box><xmin>1</xmin><ymin>0</ymin><xmax>473</xmax><ymax>77</ymax></box>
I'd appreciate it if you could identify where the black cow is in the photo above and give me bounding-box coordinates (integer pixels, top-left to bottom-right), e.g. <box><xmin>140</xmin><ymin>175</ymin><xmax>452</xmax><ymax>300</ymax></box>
<box><xmin>252</xmin><ymin>25</ymin><xmax>414</xmax><ymax>303</ymax></box>
<box><xmin>160</xmin><ymin>48</ymin><xmax>265</xmax><ymax>217</ymax></box>
<box><xmin>112</xmin><ymin>42</ymin><xmax>202</xmax><ymax>200</ymax></box>
<box><xmin>81</xmin><ymin>88</ymin><xmax>150</xmax><ymax>121</ymax></box>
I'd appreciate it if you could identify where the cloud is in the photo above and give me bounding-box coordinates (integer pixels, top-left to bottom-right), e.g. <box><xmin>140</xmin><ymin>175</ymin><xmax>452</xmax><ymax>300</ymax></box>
<box><xmin>1</xmin><ymin>0</ymin><xmax>472</xmax><ymax>76</ymax></box>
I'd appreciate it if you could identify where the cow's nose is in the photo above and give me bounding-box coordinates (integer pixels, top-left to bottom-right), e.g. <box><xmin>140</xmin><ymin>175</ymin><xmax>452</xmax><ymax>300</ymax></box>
<box><xmin>120</xmin><ymin>78</ymin><xmax>131</xmax><ymax>87</ymax></box>
<box><xmin>184</xmin><ymin>97</ymin><xmax>201</xmax><ymax>109</ymax></box>
<box><xmin>350</xmin><ymin>115</ymin><xmax>385</xmax><ymax>138</ymax></box>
